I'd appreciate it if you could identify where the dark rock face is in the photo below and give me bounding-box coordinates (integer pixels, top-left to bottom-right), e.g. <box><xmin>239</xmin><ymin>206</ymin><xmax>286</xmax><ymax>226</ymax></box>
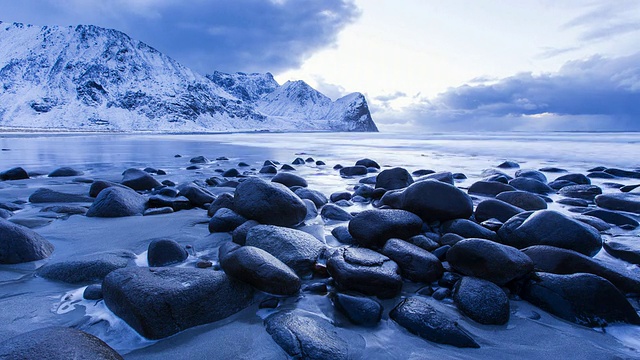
<box><xmin>121</xmin><ymin>168</ymin><xmax>161</xmax><ymax>191</ymax></box>
<box><xmin>234</xmin><ymin>178</ymin><xmax>306</xmax><ymax>227</ymax></box>
<box><xmin>447</xmin><ymin>238</ymin><xmax>534</xmax><ymax>286</ymax></box>
<box><xmin>390</xmin><ymin>297</ymin><xmax>479</xmax><ymax>348</ymax></box>
<box><xmin>89</xmin><ymin>180</ymin><xmax>128</xmax><ymax>197</ymax></box>
<box><xmin>320</xmin><ymin>203</ymin><xmax>353</xmax><ymax>221</ymax></box>
<box><xmin>244</xmin><ymin>225</ymin><xmax>325</xmax><ymax>277</ymax></box>
<box><xmin>424</xmin><ymin>171</ymin><xmax>454</xmax><ymax>185</ymax></box>
<box><xmin>0</xmin><ymin>218</ymin><xmax>54</xmax><ymax>264</ymax></box>
<box><xmin>0</xmin><ymin>326</ymin><xmax>123</xmax><ymax>360</ymax></box>
<box><xmin>556</xmin><ymin>173</ymin><xmax>591</xmax><ymax>185</ymax></box>
<box><xmin>496</xmin><ymin>191</ymin><xmax>547</xmax><ymax>211</ymax></box>
<box><xmin>381</xmin><ymin>238</ymin><xmax>443</xmax><ymax>283</ymax></box>
<box><xmin>177</xmin><ymin>183</ymin><xmax>216</xmax><ymax>207</ymax></box>
<box><xmin>498</xmin><ymin>161</ymin><xmax>520</xmax><ymax>169</ymax></box>
<box><xmin>189</xmin><ymin>155</ymin><xmax>209</xmax><ymax>164</ymax></box>
<box><xmin>333</xmin><ymin>293</ymin><xmax>383</xmax><ymax>326</ymax></box>
<box><xmin>440</xmin><ymin>219</ymin><xmax>497</xmax><ymax>240</ymax></box>
<box><xmin>208</xmin><ymin>208</ymin><xmax>247</xmax><ymax>232</ymax></box>
<box><xmin>48</xmin><ymin>166</ymin><xmax>84</xmax><ymax>177</ymax></box>
<box><xmin>604</xmin><ymin>168</ymin><xmax>640</xmax><ymax>178</ymax></box>
<box><xmin>558</xmin><ymin>185</ymin><xmax>602</xmax><ymax>201</ymax></box>
<box><xmin>355</xmin><ymin>158</ymin><xmax>380</xmax><ymax>169</ymax></box>
<box><xmin>603</xmin><ymin>237</ymin><xmax>640</xmax><ymax>265</ymax></box>
<box><xmin>582</xmin><ymin>209</ymin><xmax>638</xmax><ymax>228</ymax></box>
<box><xmin>207</xmin><ymin>192</ymin><xmax>235</xmax><ymax>217</ymax></box>
<box><xmin>148</xmin><ymin>195</ymin><xmax>191</xmax><ymax>212</ymax></box>
<box><xmin>331</xmin><ymin>226</ymin><xmax>356</xmax><ymax>245</ymax></box>
<box><xmin>453</xmin><ymin>277</ymin><xmax>510</xmax><ymax>325</ymax></box>
<box><xmin>103</xmin><ymin>267</ymin><xmax>254</xmax><ymax>339</ymax></box>
<box><xmin>401</xmin><ymin>180</ymin><xmax>473</xmax><ymax>222</ymax></box>
<box><xmin>340</xmin><ymin>165</ymin><xmax>368</xmax><ymax>177</ymax></box>
<box><xmin>468</xmin><ymin>181</ymin><xmax>517</xmax><ymax>197</ymax></box>
<box><xmin>0</xmin><ymin>167</ymin><xmax>29</xmax><ymax>181</ymax></box>
<box><xmin>515</xmin><ymin>169</ymin><xmax>547</xmax><ymax>183</ymax></box>
<box><xmin>294</xmin><ymin>188</ymin><xmax>328</xmax><ymax>208</ymax></box>
<box><xmin>508</xmin><ymin>178</ymin><xmax>554</xmax><ymax>195</ymax></box>
<box><xmin>327</xmin><ymin>247</ymin><xmax>402</xmax><ymax>299</ymax></box>
<box><xmin>521</xmin><ymin>272</ymin><xmax>640</xmax><ymax>327</ymax></box>
<box><xmin>522</xmin><ymin>245</ymin><xmax>640</xmax><ymax>294</ymax></box>
<box><xmin>29</xmin><ymin>188</ymin><xmax>94</xmax><ymax>203</ymax></box>
<box><xmin>265</xmin><ymin>311</ymin><xmax>354</xmax><ymax>360</ymax></box>
<box><xmin>348</xmin><ymin>209</ymin><xmax>423</xmax><ymax>248</ymax></box>
<box><xmin>498</xmin><ymin>210</ymin><xmax>602</xmax><ymax>257</ymax></box>
<box><xmin>86</xmin><ymin>187</ymin><xmax>147</xmax><ymax>217</ymax></box>
<box><xmin>595</xmin><ymin>193</ymin><xmax>640</xmax><ymax>214</ymax></box>
<box><xmin>39</xmin><ymin>250</ymin><xmax>135</xmax><ymax>283</ymax></box>
<box><xmin>219</xmin><ymin>242</ymin><xmax>300</xmax><ymax>295</ymax></box>
<box><xmin>376</xmin><ymin>167</ymin><xmax>414</xmax><ymax>190</ymax></box>
<box><xmin>147</xmin><ymin>239</ymin><xmax>188</xmax><ymax>267</ymax></box>
<box><xmin>231</xmin><ymin>220</ymin><xmax>260</xmax><ymax>245</ymax></box>
<box><xmin>271</xmin><ymin>172</ymin><xmax>308</xmax><ymax>188</ymax></box>
<box><xmin>474</xmin><ymin>199</ymin><xmax>525</xmax><ymax>223</ymax></box>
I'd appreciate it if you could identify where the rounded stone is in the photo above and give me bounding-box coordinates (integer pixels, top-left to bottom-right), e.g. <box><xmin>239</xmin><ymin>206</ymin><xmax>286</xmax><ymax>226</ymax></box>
<box><xmin>147</xmin><ymin>239</ymin><xmax>188</xmax><ymax>267</ymax></box>
<box><xmin>401</xmin><ymin>180</ymin><xmax>473</xmax><ymax>222</ymax></box>
<box><xmin>453</xmin><ymin>277</ymin><xmax>509</xmax><ymax>325</ymax></box>
<box><xmin>348</xmin><ymin>209</ymin><xmax>423</xmax><ymax>248</ymax></box>
<box><xmin>234</xmin><ymin>178</ymin><xmax>307</xmax><ymax>227</ymax></box>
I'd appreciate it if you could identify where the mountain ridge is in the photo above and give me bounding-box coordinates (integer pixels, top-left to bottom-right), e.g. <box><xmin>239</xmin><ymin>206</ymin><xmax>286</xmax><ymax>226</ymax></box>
<box><xmin>0</xmin><ymin>21</ymin><xmax>378</xmax><ymax>132</ymax></box>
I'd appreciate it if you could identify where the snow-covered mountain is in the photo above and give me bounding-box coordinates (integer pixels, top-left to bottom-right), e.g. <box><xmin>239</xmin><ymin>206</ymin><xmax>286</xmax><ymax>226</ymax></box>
<box><xmin>0</xmin><ymin>22</ymin><xmax>378</xmax><ymax>132</ymax></box>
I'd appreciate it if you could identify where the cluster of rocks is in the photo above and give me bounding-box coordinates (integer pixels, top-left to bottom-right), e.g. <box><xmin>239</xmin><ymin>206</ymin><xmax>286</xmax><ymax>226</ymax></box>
<box><xmin>2</xmin><ymin>157</ymin><xmax>640</xmax><ymax>358</ymax></box>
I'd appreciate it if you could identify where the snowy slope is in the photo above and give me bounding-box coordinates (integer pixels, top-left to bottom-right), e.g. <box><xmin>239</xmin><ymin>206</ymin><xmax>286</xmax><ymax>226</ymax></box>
<box><xmin>0</xmin><ymin>22</ymin><xmax>378</xmax><ymax>132</ymax></box>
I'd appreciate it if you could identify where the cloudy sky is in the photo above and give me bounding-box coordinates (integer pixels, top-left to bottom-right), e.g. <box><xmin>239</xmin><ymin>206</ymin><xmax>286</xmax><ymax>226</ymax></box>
<box><xmin>2</xmin><ymin>0</ymin><xmax>640</xmax><ymax>131</ymax></box>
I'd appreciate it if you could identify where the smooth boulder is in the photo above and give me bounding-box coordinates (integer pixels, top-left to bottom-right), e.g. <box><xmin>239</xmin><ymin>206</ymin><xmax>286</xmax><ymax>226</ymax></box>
<box><xmin>234</xmin><ymin>178</ymin><xmax>306</xmax><ymax>227</ymax></box>
<box><xmin>0</xmin><ymin>218</ymin><xmax>54</xmax><ymax>264</ymax></box>
<box><xmin>474</xmin><ymin>198</ymin><xmax>525</xmax><ymax>223</ymax></box>
<box><xmin>453</xmin><ymin>277</ymin><xmax>510</xmax><ymax>325</ymax></box>
<box><xmin>147</xmin><ymin>239</ymin><xmax>188</xmax><ymax>267</ymax></box>
<box><xmin>348</xmin><ymin>209</ymin><xmax>423</xmax><ymax>248</ymax></box>
<box><xmin>48</xmin><ymin>167</ymin><xmax>83</xmax><ymax>177</ymax></box>
<box><xmin>496</xmin><ymin>191</ymin><xmax>547</xmax><ymax>211</ymax></box>
<box><xmin>401</xmin><ymin>180</ymin><xmax>473</xmax><ymax>222</ymax></box>
<box><xmin>381</xmin><ymin>238</ymin><xmax>443</xmax><ymax>283</ymax></box>
<box><xmin>86</xmin><ymin>187</ymin><xmax>147</xmax><ymax>217</ymax></box>
<box><xmin>29</xmin><ymin>188</ymin><xmax>94</xmax><ymax>203</ymax></box>
<box><xmin>0</xmin><ymin>167</ymin><xmax>29</xmax><ymax>181</ymax></box>
<box><xmin>271</xmin><ymin>172</ymin><xmax>308</xmax><ymax>188</ymax></box>
<box><xmin>121</xmin><ymin>168</ymin><xmax>161</xmax><ymax>191</ymax></box>
<box><xmin>376</xmin><ymin>167</ymin><xmax>414</xmax><ymax>190</ymax></box>
<box><xmin>333</xmin><ymin>293</ymin><xmax>383</xmax><ymax>326</ymax></box>
<box><xmin>39</xmin><ymin>250</ymin><xmax>135</xmax><ymax>283</ymax></box>
<box><xmin>595</xmin><ymin>193</ymin><xmax>640</xmax><ymax>214</ymax></box>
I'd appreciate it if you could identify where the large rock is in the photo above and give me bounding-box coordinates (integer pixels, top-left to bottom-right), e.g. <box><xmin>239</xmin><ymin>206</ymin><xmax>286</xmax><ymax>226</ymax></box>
<box><xmin>376</xmin><ymin>167</ymin><xmax>414</xmax><ymax>190</ymax></box>
<box><xmin>508</xmin><ymin>177</ymin><xmax>554</xmax><ymax>195</ymax></box>
<box><xmin>29</xmin><ymin>188</ymin><xmax>94</xmax><ymax>203</ymax></box>
<box><xmin>207</xmin><ymin>192</ymin><xmax>235</xmax><ymax>217</ymax></box>
<box><xmin>265</xmin><ymin>311</ymin><xmax>357</xmax><ymax>360</ymax></box>
<box><xmin>515</xmin><ymin>169</ymin><xmax>547</xmax><ymax>183</ymax></box>
<box><xmin>177</xmin><ymin>183</ymin><xmax>216</xmax><ymax>207</ymax></box>
<box><xmin>327</xmin><ymin>247</ymin><xmax>402</xmax><ymax>299</ymax></box>
<box><xmin>468</xmin><ymin>181</ymin><xmax>516</xmax><ymax>197</ymax></box>
<box><xmin>103</xmin><ymin>267</ymin><xmax>254</xmax><ymax>339</ymax></box>
<box><xmin>0</xmin><ymin>218</ymin><xmax>54</xmax><ymax>264</ymax></box>
<box><xmin>0</xmin><ymin>327</ymin><xmax>123</xmax><ymax>360</ymax></box>
<box><xmin>595</xmin><ymin>193</ymin><xmax>640</xmax><ymax>214</ymax></box>
<box><xmin>447</xmin><ymin>238</ymin><xmax>534</xmax><ymax>286</ymax></box>
<box><xmin>558</xmin><ymin>185</ymin><xmax>602</xmax><ymax>201</ymax></box>
<box><xmin>294</xmin><ymin>188</ymin><xmax>328</xmax><ymax>208</ymax></box>
<box><xmin>522</xmin><ymin>245</ymin><xmax>640</xmax><ymax>294</ymax></box>
<box><xmin>320</xmin><ymin>204</ymin><xmax>353</xmax><ymax>221</ymax></box>
<box><xmin>0</xmin><ymin>167</ymin><xmax>29</xmax><ymax>181</ymax></box>
<box><xmin>48</xmin><ymin>166</ymin><xmax>83</xmax><ymax>177</ymax></box>
<box><xmin>121</xmin><ymin>168</ymin><xmax>161</xmax><ymax>191</ymax></box>
<box><xmin>355</xmin><ymin>158</ymin><xmax>380</xmax><ymax>169</ymax></box>
<box><xmin>496</xmin><ymin>191</ymin><xmax>547</xmax><ymax>211</ymax></box>
<box><xmin>390</xmin><ymin>297</ymin><xmax>479</xmax><ymax>348</ymax></box>
<box><xmin>440</xmin><ymin>218</ymin><xmax>496</xmax><ymax>240</ymax></box>
<box><xmin>219</xmin><ymin>242</ymin><xmax>300</xmax><ymax>296</ymax></box>
<box><xmin>348</xmin><ymin>209</ymin><xmax>422</xmax><ymax>248</ymax></box>
<box><xmin>453</xmin><ymin>277</ymin><xmax>510</xmax><ymax>325</ymax></box>
<box><xmin>39</xmin><ymin>250</ymin><xmax>135</xmax><ymax>283</ymax></box>
<box><xmin>86</xmin><ymin>187</ymin><xmax>147</xmax><ymax>217</ymax></box>
<box><xmin>147</xmin><ymin>239</ymin><xmax>188</xmax><ymax>267</ymax></box>
<box><xmin>208</xmin><ymin>208</ymin><xmax>247</xmax><ymax>233</ymax></box>
<box><xmin>603</xmin><ymin>236</ymin><xmax>640</xmax><ymax>265</ymax></box>
<box><xmin>234</xmin><ymin>178</ymin><xmax>306</xmax><ymax>227</ymax></box>
<box><xmin>401</xmin><ymin>180</ymin><xmax>473</xmax><ymax>222</ymax></box>
<box><xmin>582</xmin><ymin>209</ymin><xmax>638</xmax><ymax>228</ymax></box>
<box><xmin>474</xmin><ymin>198</ymin><xmax>525</xmax><ymax>223</ymax></box>
<box><xmin>271</xmin><ymin>172</ymin><xmax>308</xmax><ymax>188</ymax></box>
<box><xmin>333</xmin><ymin>293</ymin><xmax>383</xmax><ymax>326</ymax></box>
<box><xmin>556</xmin><ymin>173</ymin><xmax>590</xmax><ymax>185</ymax></box>
<box><xmin>340</xmin><ymin>166</ymin><xmax>368</xmax><ymax>177</ymax></box>
<box><xmin>497</xmin><ymin>210</ymin><xmax>602</xmax><ymax>257</ymax></box>
<box><xmin>89</xmin><ymin>180</ymin><xmax>128</xmax><ymax>197</ymax></box>
<box><xmin>521</xmin><ymin>272</ymin><xmax>640</xmax><ymax>327</ymax></box>
<box><xmin>244</xmin><ymin>225</ymin><xmax>325</xmax><ymax>277</ymax></box>
<box><xmin>381</xmin><ymin>238</ymin><xmax>443</xmax><ymax>283</ymax></box>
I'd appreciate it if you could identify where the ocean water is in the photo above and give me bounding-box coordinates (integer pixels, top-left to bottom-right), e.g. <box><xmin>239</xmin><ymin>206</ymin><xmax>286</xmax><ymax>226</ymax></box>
<box><xmin>0</xmin><ymin>131</ymin><xmax>639</xmax><ymax>359</ymax></box>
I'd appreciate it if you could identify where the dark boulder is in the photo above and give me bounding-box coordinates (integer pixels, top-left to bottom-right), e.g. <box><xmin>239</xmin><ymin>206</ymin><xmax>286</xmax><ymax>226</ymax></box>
<box><xmin>48</xmin><ymin>167</ymin><xmax>83</xmax><ymax>177</ymax></box>
<box><xmin>121</xmin><ymin>168</ymin><xmax>161</xmax><ymax>191</ymax></box>
<box><xmin>348</xmin><ymin>209</ymin><xmax>423</xmax><ymax>248</ymax></box>
<box><xmin>244</xmin><ymin>225</ymin><xmax>325</xmax><ymax>277</ymax></box>
<box><xmin>447</xmin><ymin>238</ymin><xmax>533</xmax><ymax>286</ymax></box>
<box><xmin>468</xmin><ymin>181</ymin><xmax>516</xmax><ymax>197</ymax></box>
<box><xmin>208</xmin><ymin>208</ymin><xmax>247</xmax><ymax>233</ymax></box>
<box><xmin>508</xmin><ymin>177</ymin><xmax>554</xmax><ymax>195</ymax></box>
<box><xmin>587</xmin><ymin>171</ymin><xmax>617</xmax><ymax>179</ymax></box>
<box><xmin>559</xmin><ymin>185</ymin><xmax>602</xmax><ymax>201</ymax></box>
<box><xmin>604</xmin><ymin>168</ymin><xmax>640</xmax><ymax>179</ymax></box>
<box><xmin>0</xmin><ymin>327</ymin><xmax>123</xmax><ymax>360</ymax></box>
<box><xmin>86</xmin><ymin>187</ymin><xmax>147</xmax><ymax>217</ymax></box>
<box><xmin>0</xmin><ymin>167</ymin><xmax>29</xmax><ymax>181</ymax></box>
<box><xmin>147</xmin><ymin>195</ymin><xmax>191</xmax><ymax>211</ymax></box>
<box><xmin>381</xmin><ymin>238</ymin><xmax>444</xmax><ymax>283</ymax></box>
<box><xmin>189</xmin><ymin>155</ymin><xmax>209</xmax><ymax>164</ymax></box>
<box><xmin>303</xmin><ymin>199</ymin><xmax>318</xmax><ymax>220</ymax></box>
<box><xmin>294</xmin><ymin>188</ymin><xmax>328</xmax><ymax>208</ymax></box>
<box><xmin>453</xmin><ymin>277</ymin><xmax>509</xmax><ymax>325</ymax></box>
<box><xmin>515</xmin><ymin>169</ymin><xmax>547</xmax><ymax>183</ymax></box>
<box><xmin>330</xmin><ymin>191</ymin><xmax>352</xmax><ymax>202</ymax></box>
<box><xmin>401</xmin><ymin>180</ymin><xmax>473</xmax><ymax>222</ymax></box>
<box><xmin>521</xmin><ymin>272</ymin><xmax>640</xmax><ymax>327</ymax></box>
<box><xmin>496</xmin><ymin>191</ymin><xmax>547</xmax><ymax>211</ymax></box>
<box><xmin>540</xmin><ymin>167</ymin><xmax>567</xmax><ymax>173</ymax></box>
<box><xmin>292</xmin><ymin>157</ymin><xmax>305</xmax><ymax>165</ymax></box>
<box><xmin>327</xmin><ymin>247</ymin><xmax>402</xmax><ymax>298</ymax></box>
<box><xmin>333</xmin><ymin>293</ymin><xmax>383</xmax><ymax>326</ymax></box>
<box><xmin>89</xmin><ymin>180</ymin><xmax>128</xmax><ymax>197</ymax></box>
<box><xmin>84</xmin><ymin>284</ymin><xmax>104</xmax><ymax>300</ymax></box>
<box><xmin>498</xmin><ymin>210</ymin><xmax>602</xmax><ymax>257</ymax></box>
<box><xmin>474</xmin><ymin>198</ymin><xmax>525</xmax><ymax>223</ymax></box>
<box><xmin>522</xmin><ymin>245</ymin><xmax>640</xmax><ymax>294</ymax></box>
<box><xmin>147</xmin><ymin>239</ymin><xmax>188</xmax><ymax>267</ymax></box>
<box><xmin>39</xmin><ymin>250</ymin><xmax>135</xmax><ymax>283</ymax></box>
<box><xmin>340</xmin><ymin>166</ymin><xmax>368</xmax><ymax>177</ymax></box>
<box><xmin>439</xmin><ymin>233</ymin><xmax>465</xmax><ymax>246</ymax></box>
<box><xmin>497</xmin><ymin>161</ymin><xmax>520</xmax><ymax>169</ymax></box>
<box><xmin>0</xmin><ymin>218</ymin><xmax>54</xmax><ymax>264</ymax></box>
<box><xmin>330</xmin><ymin>226</ymin><xmax>356</xmax><ymax>245</ymax></box>
<box><xmin>222</xmin><ymin>168</ymin><xmax>240</xmax><ymax>177</ymax></box>
<box><xmin>548</xmin><ymin>179</ymin><xmax>577</xmax><ymax>190</ymax></box>
<box><xmin>412</xmin><ymin>169</ymin><xmax>435</xmax><ymax>177</ymax></box>
<box><xmin>219</xmin><ymin>242</ymin><xmax>301</xmax><ymax>296</ymax></box>
<box><xmin>355</xmin><ymin>158</ymin><xmax>380</xmax><ymax>169</ymax></box>
<box><xmin>407</xmin><ymin>234</ymin><xmax>440</xmax><ymax>251</ymax></box>
<box><xmin>424</xmin><ymin>171</ymin><xmax>454</xmax><ymax>185</ymax></box>
<box><xmin>440</xmin><ymin>218</ymin><xmax>496</xmax><ymax>240</ymax></box>
<box><xmin>390</xmin><ymin>297</ymin><xmax>479</xmax><ymax>348</ymax></box>
<box><xmin>231</xmin><ymin>220</ymin><xmax>260</xmax><ymax>245</ymax></box>
<box><xmin>582</xmin><ymin>209</ymin><xmax>638</xmax><ymax>228</ymax></box>
<box><xmin>603</xmin><ymin>237</ymin><xmax>640</xmax><ymax>265</ymax></box>
<box><xmin>177</xmin><ymin>183</ymin><xmax>216</xmax><ymax>207</ymax></box>
<box><xmin>556</xmin><ymin>173</ymin><xmax>590</xmax><ymax>185</ymax></box>
<box><xmin>272</xmin><ymin>172</ymin><xmax>308</xmax><ymax>188</ymax></box>
<box><xmin>376</xmin><ymin>167</ymin><xmax>414</xmax><ymax>190</ymax></box>
<box><xmin>320</xmin><ymin>204</ymin><xmax>353</xmax><ymax>221</ymax></box>
<box><xmin>595</xmin><ymin>193</ymin><xmax>640</xmax><ymax>214</ymax></box>
<box><xmin>234</xmin><ymin>178</ymin><xmax>306</xmax><ymax>227</ymax></box>
<box><xmin>379</xmin><ymin>189</ymin><xmax>404</xmax><ymax>208</ymax></box>
<box><xmin>103</xmin><ymin>267</ymin><xmax>254</xmax><ymax>339</ymax></box>
<box><xmin>29</xmin><ymin>188</ymin><xmax>94</xmax><ymax>203</ymax></box>
<box><xmin>207</xmin><ymin>192</ymin><xmax>235</xmax><ymax>217</ymax></box>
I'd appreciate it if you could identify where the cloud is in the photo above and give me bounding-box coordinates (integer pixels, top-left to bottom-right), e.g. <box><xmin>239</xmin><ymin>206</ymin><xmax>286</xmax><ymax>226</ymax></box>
<box><xmin>375</xmin><ymin>52</ymin><xmax>640</xmax><ymax>131</ymax></box>
<box><xmin>561</xmin><ymin>0</ymin><xmax>640</xmax><ymax>42</ymax></box>
<box><xmin>0</xmin><ymin>0</ymin><xmax>360</xmax><ymax>74</ymax></box>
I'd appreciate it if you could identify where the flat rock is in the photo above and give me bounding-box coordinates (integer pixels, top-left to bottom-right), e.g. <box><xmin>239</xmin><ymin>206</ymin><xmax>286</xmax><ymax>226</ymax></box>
<box><xmin>556</xmin><ymin>173</ymin><xmax>591</xmax><ymax>185</ymax></box>
<box><xmin>508</xmin><ymin>177</ymin><xmax>554</xmax><ymax>194</ymax></box>
<box><xmin>390</xmin><ymin>297</ymin><xmax>479</xmax><ymax>348</ymax></box>
<box><xmin>401</xmin><ymin>180</ymin><xmax>473</xmax><ymax>222</ymax></box>
<box><xmin>39</xmin><ymin>250</ymin><xmax>135</xmax><ymax>283</ymax></box>
<box><xmin>340</xmin><ymin>165</ymin><xmax>368</xmax><ymax>177</ymax></box>
<box><xmin>348</xmin><ymin>209</ymin><xmax>423</xmax><ymax>248</ymax></box>
<box><xmin>453</xmin><ymin>277</ymin><xmax>510</xmax><ymax>325</ymax></box>
<box><xmin>558</xmin><ymin>185</ymin><xmax>602</xmax><ymax>201</ymax></box>
<box><xmin>595</xmin><ymin>193</ymin><xmax>640</xmax><ymax>214</ymax></box>
<box><xmin>582</xmin><ymin>209</ymin><xmax>638</xmax><ymax>228</ymax></box>
<box><xmin>29</xmin><ymin>188</ymin><xmax>94</xmax><ymax>203</ymax></box>
<box><xmin>234</xmin><ymin>178</ymin><xmax>306</xmax><ymax>227</ymax></box>
<box><xmin>0</xmin><ymin>218</ymin><xmax>54</xmax><ymax>264</ymax></box>
<box><xmin>603</xmin><ymin>236</ymin><xmax>640</xmax><ymax>265</ymax></box>
<box><xmin>86</xmin><ymin>187</ymin><xmax>147</xmax><ymax>217</ymax></box>
<box><xmin>103</xmin><ymin>267</ymin><xmax>254</xmax><ymax>339</ymax></box>
<box><xmin>48</xmin><ymin>167</ymin><xmax>83</xmax><ymax>177</ymax></box>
